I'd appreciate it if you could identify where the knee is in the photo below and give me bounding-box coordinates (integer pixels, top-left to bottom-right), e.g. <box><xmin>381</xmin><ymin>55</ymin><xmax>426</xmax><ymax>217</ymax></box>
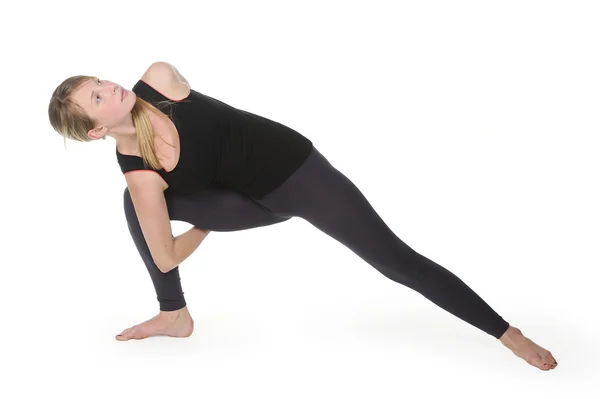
<box><xmin>380</xmin><ymin>253</ymin><xmax>428</xmax><ymax>287</ymax></box>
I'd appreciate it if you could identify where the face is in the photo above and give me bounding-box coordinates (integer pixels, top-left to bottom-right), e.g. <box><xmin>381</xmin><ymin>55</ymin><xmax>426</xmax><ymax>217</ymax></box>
<box><xmin>71</xmin><ymin>77</ymin><xmax>136</xmax><ymax>139</ymax></box>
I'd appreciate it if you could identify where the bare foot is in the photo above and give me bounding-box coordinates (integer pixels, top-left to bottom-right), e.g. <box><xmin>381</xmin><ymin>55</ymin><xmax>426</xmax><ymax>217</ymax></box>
<box><xmin>115</xmin><ymin>306</ymin><xmax>194</xmax><ymax>341</ymax></box>
<box><xmin>499</xmin><ymin>326</ymin><xmax>558</xmax><ymax>370</ymax></box>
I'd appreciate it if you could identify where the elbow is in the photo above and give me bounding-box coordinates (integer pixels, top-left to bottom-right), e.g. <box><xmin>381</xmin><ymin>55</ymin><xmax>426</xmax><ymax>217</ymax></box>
<box><xmin>155</xmin><ymin>240</ymin><xmax>175</xmax><ymax>273</ymax></box>
<box><xmin>157</xmin><ymin>264</ymin><xmax>170</xmax><ymax>274</ymax></box>
<box><xmin>155</xmin><ymin>256</ymin><xmax>173</xmax><ymax>274</ymax></box>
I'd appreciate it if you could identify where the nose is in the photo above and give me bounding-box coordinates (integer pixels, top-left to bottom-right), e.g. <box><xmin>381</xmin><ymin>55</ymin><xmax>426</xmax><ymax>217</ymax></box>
<box><xmin>101</xmin><ymin>82</ymin><xmax>118</xmax><ymax>95</ymax></box>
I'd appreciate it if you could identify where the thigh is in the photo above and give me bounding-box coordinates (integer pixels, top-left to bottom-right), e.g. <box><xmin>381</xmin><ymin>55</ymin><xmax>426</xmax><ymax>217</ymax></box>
<box><xmin>125</xmin><ymin>186</ymin><xmax>292</xmax><ymax>232</ymax></box>
<box><xmin>255</xmin><ymin>148</ymin><xmax>420</xmax><ymax>278</ymax></box>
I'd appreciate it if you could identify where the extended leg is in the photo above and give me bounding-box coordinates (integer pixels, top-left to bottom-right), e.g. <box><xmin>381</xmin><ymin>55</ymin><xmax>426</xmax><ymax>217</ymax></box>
<box><xmin>255</xmin><ymin>147</ymin><xmax>509</xmax><ymax>339</ymax></box>
<box><xmin>255</xmin><ymin>146</ymin><xmax>559</xmax><ymax>370</ymax></box>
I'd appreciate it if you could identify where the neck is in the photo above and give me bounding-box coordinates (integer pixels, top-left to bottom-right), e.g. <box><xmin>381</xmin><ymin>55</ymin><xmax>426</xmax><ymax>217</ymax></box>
<box><xmin>116</xmin><ymin>134</ymin><xmax>140</xmax><ymax>156</ymax></box>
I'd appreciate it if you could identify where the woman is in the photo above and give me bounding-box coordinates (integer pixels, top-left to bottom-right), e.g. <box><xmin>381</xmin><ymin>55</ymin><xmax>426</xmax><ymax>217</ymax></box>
<box><xmin>48</xmin><ymin>61</ymin><xmax>557</xmax><ymax>370</ymax></box>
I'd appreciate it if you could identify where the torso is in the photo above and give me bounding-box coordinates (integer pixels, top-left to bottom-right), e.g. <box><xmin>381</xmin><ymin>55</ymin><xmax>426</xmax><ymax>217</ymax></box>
<box><xmin>151</xmin><ymin>111</ymin><xmax>181</xmax><ymax>173</ymax></box>
<box><xmin>119</xmin><ymin>74</ymin><xmax>190</xmax><ymax>189</ymax></box>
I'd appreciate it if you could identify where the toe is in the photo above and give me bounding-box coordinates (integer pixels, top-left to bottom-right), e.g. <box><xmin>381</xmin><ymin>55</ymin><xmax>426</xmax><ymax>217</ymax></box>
<box><xmin>126</xmin><ymin>325</ymin><xmax>149</xmax><ymax>340</ymax></box>
<box><xmin>542</xmin><ymin>362</ymin><xmax>553</xmax><ymax>370</ymax></box>
<box><xmin>544</xmin><ymin>357</ymin><xmax>558</xmax><ymax>370</ymax></box>
<box><xmin>116</xmin><ymin>327</ymin><xmax>133</xmax><ymax>341</ymax></box>
<box><xmin>125</xmin><ymin>326</ymin><xmax>139</xmax><ymax>337</ymax></box>
<box><xmin>116</xmin><ymin>331</ymin><xmax>130</xmax><ymax>341</ymax></box>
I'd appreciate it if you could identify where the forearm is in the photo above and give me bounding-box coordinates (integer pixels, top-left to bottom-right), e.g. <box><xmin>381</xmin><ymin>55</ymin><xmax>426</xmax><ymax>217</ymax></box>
<box><xmin>164</xmin><ymin>227</ymin><xmax>210</xmax><ymax>273</ymax></box>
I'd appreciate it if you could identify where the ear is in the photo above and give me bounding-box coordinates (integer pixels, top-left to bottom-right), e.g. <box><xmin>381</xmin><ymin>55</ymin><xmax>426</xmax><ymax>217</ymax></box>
<box><xmin>87</xmin><ymin>126</ymin><xmax>107</xmax><ymax>140</ymax></box>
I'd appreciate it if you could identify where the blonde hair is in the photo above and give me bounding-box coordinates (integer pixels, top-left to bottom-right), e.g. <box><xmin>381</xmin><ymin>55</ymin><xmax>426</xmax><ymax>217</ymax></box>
<box><xmin>48</xmin><ymin>75</ymin><xmax>179</xmax><ymax>170</ymax></box>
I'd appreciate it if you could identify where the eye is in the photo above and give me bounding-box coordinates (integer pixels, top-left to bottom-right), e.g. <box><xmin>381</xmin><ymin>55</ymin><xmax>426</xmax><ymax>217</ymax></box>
<box><xmin>96</xmin><ymin>79</ymin><xmax>102</xmax><ymax>104</ymax></box>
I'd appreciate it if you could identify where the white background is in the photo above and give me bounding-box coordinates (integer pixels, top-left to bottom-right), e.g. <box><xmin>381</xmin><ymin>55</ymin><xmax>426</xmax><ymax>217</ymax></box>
<box><xmin>2</xmin><ymin>0</ymin><xmax>598</xmax><ymax>397</ymax></box>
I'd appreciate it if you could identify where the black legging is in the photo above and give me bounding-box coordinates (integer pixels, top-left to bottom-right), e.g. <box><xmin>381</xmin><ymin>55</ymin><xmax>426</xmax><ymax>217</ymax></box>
<box><xmin>123</xmin><ymin>146</ymin><xmax>510</xmax><ymax>339</ymax></box>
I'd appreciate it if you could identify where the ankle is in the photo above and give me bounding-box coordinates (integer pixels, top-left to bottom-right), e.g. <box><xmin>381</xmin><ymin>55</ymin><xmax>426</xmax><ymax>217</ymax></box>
<box><xmin>160</xmin><ymin>306</ymin><xmax>189</xmax><ymax>319</ymax></box>
<box><xmin>500</xmin><ymin>326</ymin><xmax>522</xmax><ymax>343</ymax></box>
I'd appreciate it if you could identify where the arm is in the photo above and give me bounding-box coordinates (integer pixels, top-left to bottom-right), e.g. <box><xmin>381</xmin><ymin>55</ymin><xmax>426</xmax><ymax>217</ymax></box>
<box><xmin>143</xmin><ymin>61</ymin><xmax>190</xmax><ymax>90</ymax></box>
<box><xmin>125</xmin><ymin>171</ymin><xmax>175</xmax><ymax>272</ymax></box>
<box><xmin>164</xmin><ymin>227</ymin><xmax>211</xmax><ymax>273</ymax></box>
<box><xmin>126</xmin><ymin>171</ymin><xmax>211</xmax><ymax>273</ymax></box>
<box><xmin>170</xmin><ymin>63</ymin><xmax>190</xmax><ymax>87</ymax></box>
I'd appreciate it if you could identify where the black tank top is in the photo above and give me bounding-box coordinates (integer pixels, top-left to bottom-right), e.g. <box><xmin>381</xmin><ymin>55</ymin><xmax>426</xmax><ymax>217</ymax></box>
<box><xmin>116</xmin><ymin>79</ymin><xmax>313</xmax><ymax>199</ymax></box>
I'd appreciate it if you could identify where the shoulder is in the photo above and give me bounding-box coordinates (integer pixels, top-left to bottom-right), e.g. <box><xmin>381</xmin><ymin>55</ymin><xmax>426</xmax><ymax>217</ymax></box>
<box><xmin>117</xmin><ymin>149</ymin><xmax>169</xmax><ymax>191</ymax></box>
<box><xmin>125</xmin><ymin>169</ymin><xmax>169</xmax><ymax>192</ymax></box>
<box><xmin>140</xmin><ymin>61</ymin><xmax>190</xmax><ymax>101</ymax></box>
